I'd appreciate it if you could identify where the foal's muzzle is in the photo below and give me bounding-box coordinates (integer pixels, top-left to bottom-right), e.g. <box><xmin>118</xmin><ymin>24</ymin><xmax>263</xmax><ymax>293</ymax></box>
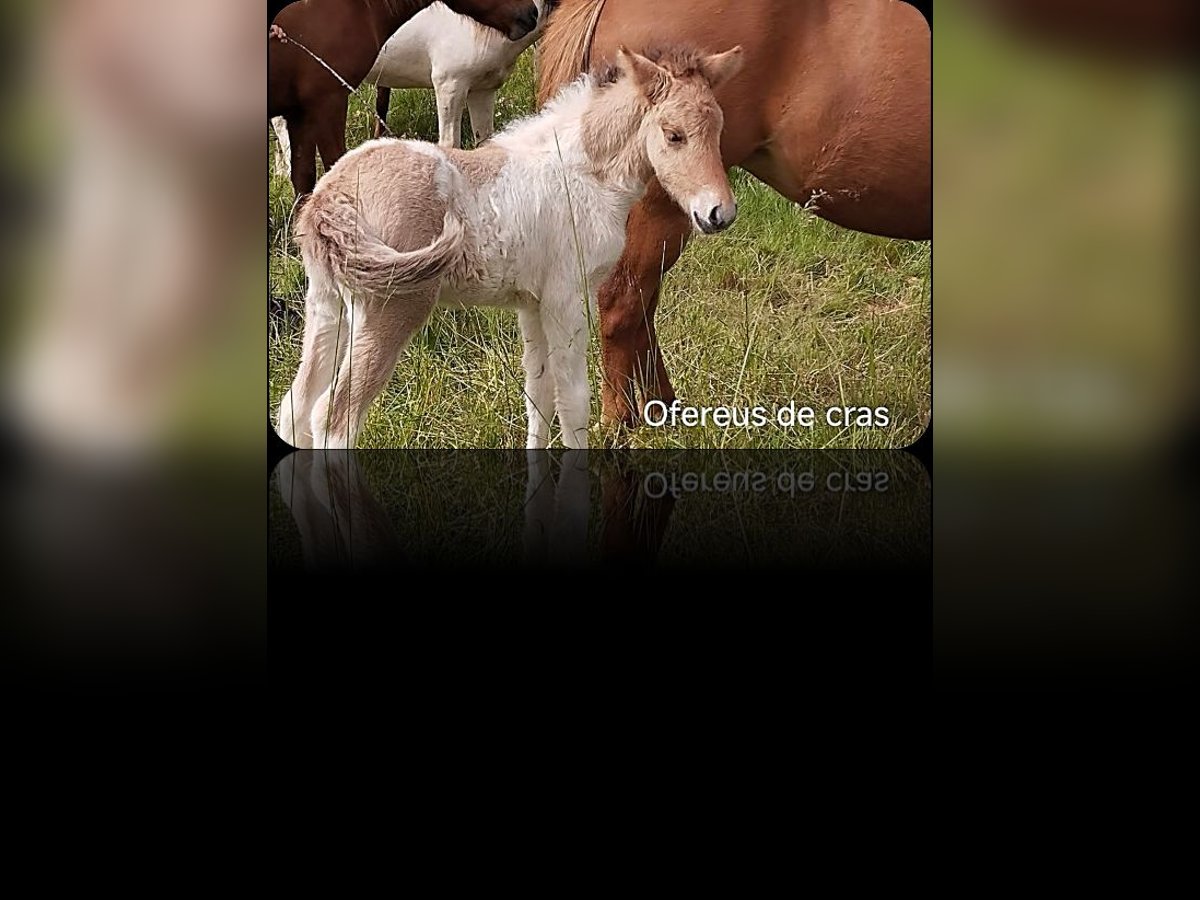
<box><xmin>508</xmin><ymin>3</ymin><xmax>540</xmax><ymax>40</ymax></box>
<box><xmin>694</xmin><ymin>201</ymin><xmax>737</xmax><ymax>235</ymax></box>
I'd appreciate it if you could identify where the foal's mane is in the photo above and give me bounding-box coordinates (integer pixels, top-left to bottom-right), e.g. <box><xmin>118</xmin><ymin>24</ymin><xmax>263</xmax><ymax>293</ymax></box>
<box><xmin>592</xmin><ymin>45</ymin><xmax>717</xmax><ymax>90</ymax></box>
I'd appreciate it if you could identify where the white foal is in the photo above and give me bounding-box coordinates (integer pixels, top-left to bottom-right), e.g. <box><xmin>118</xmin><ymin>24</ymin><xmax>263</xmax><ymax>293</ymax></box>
<box><xmin>271</xmin><ymin>0</ymin><xmax>547</xmax><ymax>175</ymax></box>
<box><xmin>277</xmin><ymin>44</ymin><xmax>743</xmax><ymax>449</ymax></box>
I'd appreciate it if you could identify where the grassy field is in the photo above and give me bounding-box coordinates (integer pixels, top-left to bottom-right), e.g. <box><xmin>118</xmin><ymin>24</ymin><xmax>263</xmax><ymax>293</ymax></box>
<box><xmin>268</xmin><ymin>54</ymin><xmax>930</xmax><ymax>449</ymax></box>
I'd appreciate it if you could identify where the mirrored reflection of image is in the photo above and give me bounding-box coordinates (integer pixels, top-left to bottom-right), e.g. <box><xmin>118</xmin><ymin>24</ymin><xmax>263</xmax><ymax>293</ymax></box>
<box><xmin>270</xmin><ymin>451</ymin><xmax>930</xmax><ymax>573</ymax></box>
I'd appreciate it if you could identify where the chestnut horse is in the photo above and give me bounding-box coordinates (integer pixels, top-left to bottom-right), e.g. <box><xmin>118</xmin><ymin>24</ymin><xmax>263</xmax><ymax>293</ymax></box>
<box><xmin>270</xmin><ymin>0</ymin><xmax>540</xmax><ymax>198</ymax></box>
<box><xmin>537</xmin><ymin>0</ymin><xmax>931</xmax><ymax>426</ymax></box>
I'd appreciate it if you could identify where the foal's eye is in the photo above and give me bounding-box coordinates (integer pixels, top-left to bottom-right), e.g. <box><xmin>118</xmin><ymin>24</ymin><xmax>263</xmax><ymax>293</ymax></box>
<box><xmin>665</xmin><ymin>129</ymin><xmax>686</xmax><ymax>145</ymax></box>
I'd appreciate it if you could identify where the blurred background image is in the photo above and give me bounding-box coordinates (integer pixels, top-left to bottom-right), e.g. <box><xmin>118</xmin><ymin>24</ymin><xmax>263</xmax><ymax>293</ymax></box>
<box><xmin>0</xmin><ymin>0</ymin><xmax>1191</xmax><ymax>459</ymax></box>
<box><xmin>0</xmin><ymin>1</ymin><xmax>1194</xmax><ymax>687</ymax></box>
<box><xmin>933</xmin><ymin>0</ymin><xmax>1196</xmax><ymax>690</ymax></box>
<box><xmin>936</xmin><ymin>0</ymin><xmax>1196</xmax><ymax>459</ymax></box>
<box><xmin>1</xmin><ymin>0</ymin><xmax>263</xmax><ymax>459</ymax></box>
<box><xmin>0</xmin><ymin>1</ymin><xmax>266</xmax><ymax>688</ymax></box>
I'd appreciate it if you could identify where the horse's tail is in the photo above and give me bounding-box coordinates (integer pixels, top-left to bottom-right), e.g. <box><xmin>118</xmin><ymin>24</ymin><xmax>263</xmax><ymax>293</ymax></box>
<box><xmin>536</xmin><ymin>0</ymin><xmax>608</xmax><ymax>107</ymax></box>
<box><xmin>296</xmin><ymin>190</ymin><xmax>464</xmax><ymax>300</ymax></box>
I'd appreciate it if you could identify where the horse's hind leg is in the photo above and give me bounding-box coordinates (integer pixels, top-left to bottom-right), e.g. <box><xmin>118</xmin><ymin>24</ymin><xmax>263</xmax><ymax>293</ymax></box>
<box><xmin>597</xmin><ymin>180</ymin><xmax>691</xmax><ymax>426</ymax></box>
<box><xmin>271</xmin><ymin>116</ymin><xmax>292</xmax><ymax>179</ymax></box>
<box><xmin>287</xmin><ymin>111</ymin><xmax>319</xmax><ymax>199</ymax></box>
<box><xmin>311</xmin><ymin>288</ymin><xmax>438</xmax><ymax>449</ymax></box>
<box><xmin>314</xmin><ymin>95</ymin><xmax>349</xmax><ymax>175</ymax></box>
<box><xmin>374</xmin><ymin>86</ymin><xmax>391</xmax><ymax>139</ymax></box>
<box><xmin>433</xmin><ymin>75</ymin><xmax>468</xmax><ymax>148</ymax></box>
<box><xmin>466</xmin><ymin>89</ymin><xmax>497</xmax><ymax>145</ymax></box>
<box><xmin>278</xmin><ymin>274</ymin><xmax>347</xmax><ymax>448</ymax></box>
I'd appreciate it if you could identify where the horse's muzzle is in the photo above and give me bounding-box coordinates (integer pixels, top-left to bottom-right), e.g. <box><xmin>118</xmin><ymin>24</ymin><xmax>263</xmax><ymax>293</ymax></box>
<box><xmin>508</xmin><ymin>3</ymin><xmax>540</xmax><ymax>40</ymax></box>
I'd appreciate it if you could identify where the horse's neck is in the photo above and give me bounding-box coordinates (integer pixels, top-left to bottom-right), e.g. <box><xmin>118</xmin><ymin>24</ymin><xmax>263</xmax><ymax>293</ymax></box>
<box><xmin>370</xmin><ymin>0</ymin><xmax>429</xmax><ymax>37</ymax></box>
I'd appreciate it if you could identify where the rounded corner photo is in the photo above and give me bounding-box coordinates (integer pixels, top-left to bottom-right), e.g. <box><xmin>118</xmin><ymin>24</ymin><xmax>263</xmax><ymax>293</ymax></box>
<box><xmin>268</xmin><ymin>0</ymin><xmax>931</xmax><ymax>450</ymax></box>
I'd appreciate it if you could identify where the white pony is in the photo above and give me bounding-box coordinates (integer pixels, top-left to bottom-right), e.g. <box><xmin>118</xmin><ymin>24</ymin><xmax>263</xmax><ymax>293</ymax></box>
<box><xmin>272</xmin><ymin>0</ymin><xmax>547</xmax><ymax>176</ymax></box>
<box><xmin>368</xmin><ymin>0</ymin><xmax>549</xmax><ymax>148</ymax></box>
<box><xmin>277</xmin><ymin>45</ymin><xmax>743</xmax><ymax>449</ymax></box>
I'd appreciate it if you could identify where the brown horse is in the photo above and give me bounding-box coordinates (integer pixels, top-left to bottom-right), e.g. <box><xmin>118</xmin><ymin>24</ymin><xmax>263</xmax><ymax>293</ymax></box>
<box><xmin>270</xmin><ymin>0</ymin><xmax>540</xmax><ymax>198</ymax></box>
<box><xmin>538</xmin><ymin>0</ymin><xmax>931</xmax><ymax>426</ymax></box>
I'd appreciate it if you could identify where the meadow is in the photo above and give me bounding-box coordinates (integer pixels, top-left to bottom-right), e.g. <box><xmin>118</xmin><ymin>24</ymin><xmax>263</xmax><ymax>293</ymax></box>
<box><xmin>268</xmin><ymin>53</ymin><xmax>930</xmax><ymax>449</ymax></box>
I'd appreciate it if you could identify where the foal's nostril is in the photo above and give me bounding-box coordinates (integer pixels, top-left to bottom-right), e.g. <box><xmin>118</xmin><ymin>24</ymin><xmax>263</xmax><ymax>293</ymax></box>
<box><xmin>693</xmin><ymin>201</ymin><xmax>736</xmax><ymax>234</ymax></box>
<box><xmin>707</xmin><ymin>204</ymin><xmax>735</xmax><ymax>231</ymax></box>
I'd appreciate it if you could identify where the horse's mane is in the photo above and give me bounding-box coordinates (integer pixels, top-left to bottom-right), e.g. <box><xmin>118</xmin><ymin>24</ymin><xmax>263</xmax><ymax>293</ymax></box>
<box><xmin>538</xmin><ymin>2</ymin><xmax>716</xmax><ymax>107</ymax></box>
<box><xmin>380</xmin><ymin>0</ymin><xmax>418</xmax><ymax>17</ymax></box>
<box><xmin>536</xmin><ymin>0</ymin><xmax>607</xmax><ymax>107</ymax></box>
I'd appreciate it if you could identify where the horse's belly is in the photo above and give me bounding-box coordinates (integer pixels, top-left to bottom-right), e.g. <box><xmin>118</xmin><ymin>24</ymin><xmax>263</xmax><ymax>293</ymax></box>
<box><xmin>471</xmin><ymin>64</ymin><xmax>516</xmax><ymax>92</ymax></box>
<box><xmin>370</xmin><ymin>41</ymin><xmax>433</xmax><ymax>88</ymax></box>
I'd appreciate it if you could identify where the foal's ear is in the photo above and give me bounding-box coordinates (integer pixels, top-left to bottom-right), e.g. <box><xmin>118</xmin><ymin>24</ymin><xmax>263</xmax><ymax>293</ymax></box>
<box><xmin>699</xmin><ymin>45</ymin><xmax>744</xmax><ymax>89</ymax></box>
<box><xmin>616</xmin><ymin>46</ymin><xmax>669</xmax><ymax>103</ymax></box>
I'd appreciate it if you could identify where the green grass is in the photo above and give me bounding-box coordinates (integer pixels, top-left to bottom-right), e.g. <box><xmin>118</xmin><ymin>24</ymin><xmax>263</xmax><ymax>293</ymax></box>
<box><xmin>268</xmin><ymin>54</ymin><xmax>930</xmax><ymax>448</ymax></box>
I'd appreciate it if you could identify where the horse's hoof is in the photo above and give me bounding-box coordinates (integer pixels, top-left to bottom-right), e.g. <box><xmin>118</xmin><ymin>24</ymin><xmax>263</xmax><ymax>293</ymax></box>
<box><xmin>601</xmin><ymin>411</ymin><xmax>639</xmax><ymax>430</ymax></box>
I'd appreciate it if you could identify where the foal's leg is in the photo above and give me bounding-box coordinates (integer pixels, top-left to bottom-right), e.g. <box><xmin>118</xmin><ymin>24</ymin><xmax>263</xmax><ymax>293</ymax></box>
<box><xmin>597</xmin><ymin>180</ymin><xmax>690</xmax><ymax>425</ymax></box>
<box><xmin>432</xmin><ymin>75</ymin><xmax>468</xmax><ymax>148</ymax></box>
<box><xmin>540</xmin><ymin>285</ymin><xmax>591</xmax><ymax>449</ymax></box>
<box><xmin>374</xmin><ymin>86</ymin><xmax>391</xmax><ymax>139</ymax></box>
<box><xmin>465</xmin><ymin>89</ymin><xmax>497</xmax><ymax>145</ymax></box>
<box><xmin>518</xmin><ymin>306</ymin><xmax>554</xmax><ymax>450</ymax></box>
<box><xmin>310</xmin><ymin>288</ymin><xmax>438</xmax><ymax>449</ymax></box>
<box><xmin>278</xmin><ymin>275</ymin><xmax>347</xmax><ymax>448</ymax></box>
<box><xmin>277</xmin><ymin>452</ymin><xmax>402</xmax><ymax>571</ymax></box>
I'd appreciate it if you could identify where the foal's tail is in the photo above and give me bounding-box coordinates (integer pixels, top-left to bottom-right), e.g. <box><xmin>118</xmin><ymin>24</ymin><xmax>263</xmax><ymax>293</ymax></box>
<box><xmin>296</xmin><ymin>189</ymin><xmax>464</xmax><ymax>300</ymax></box>
<box><xmin>536</xmin><ymin>0</ymin><xmax>607</xmax><ymax>107</ymax></box>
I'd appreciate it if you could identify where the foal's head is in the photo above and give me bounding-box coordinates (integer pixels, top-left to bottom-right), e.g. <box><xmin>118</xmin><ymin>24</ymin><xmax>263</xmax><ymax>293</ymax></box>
<box><xmin>589</xmin><ymin>45</ymin><xmax>744</xmax><ymax>234</ymax></box>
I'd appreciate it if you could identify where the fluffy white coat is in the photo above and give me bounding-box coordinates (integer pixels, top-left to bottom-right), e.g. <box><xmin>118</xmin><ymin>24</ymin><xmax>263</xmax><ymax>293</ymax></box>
<box><xmin>284</xmin><ymin>78</ymin><xmax>641</xmax><ymax>449</ymax></box>
<box><xmin>278</xmin><ymin>45</ymin><xmax>743</xmax><ymax>450</ymax></box>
